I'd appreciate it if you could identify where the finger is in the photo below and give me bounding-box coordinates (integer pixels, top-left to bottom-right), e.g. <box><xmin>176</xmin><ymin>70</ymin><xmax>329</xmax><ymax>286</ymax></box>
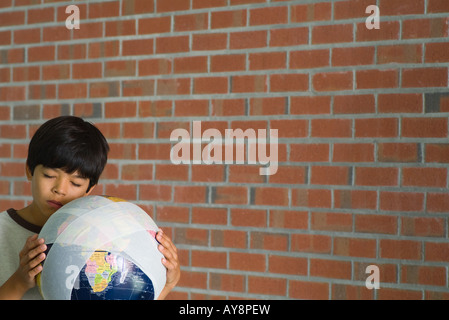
<box><xmin>157</xmin><ymin>231</ymin><xmax>177</xmax><ymax>253</ymax></box>
<box><xmin>20</xmin><ymin>236</ymin><xmax>44</xmax><ymax>260</ymax></box>
<box><xmin>28</xmin><ymin>252</ymin><xmax>46</xmax><ymax>273</ymax></box>
<box><xmin>24</xmin><ymin>243</ymin><xmax>47</xmax><ymax>266</ymax></box>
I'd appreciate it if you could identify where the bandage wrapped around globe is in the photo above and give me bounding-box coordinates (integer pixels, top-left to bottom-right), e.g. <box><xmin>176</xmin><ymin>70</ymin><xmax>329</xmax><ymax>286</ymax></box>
<box><xmin>36</xmin><ymin>195</ymin><xmax>166</xmax><ymax>300</ymax></box>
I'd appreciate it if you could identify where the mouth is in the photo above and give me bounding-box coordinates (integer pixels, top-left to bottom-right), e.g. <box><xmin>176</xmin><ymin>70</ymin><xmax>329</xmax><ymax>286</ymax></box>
<box><xmin>47</xmin><ymin>200</ymin><xmax>63</xmax><ymax>210</ymax></box>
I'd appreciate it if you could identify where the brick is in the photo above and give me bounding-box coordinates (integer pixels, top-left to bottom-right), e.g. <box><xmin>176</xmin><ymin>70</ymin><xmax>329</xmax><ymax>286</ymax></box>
<box><xmin>313</xmin><ymin>71</ymin><xmax>352</xmax><ymax>91</ymax></box>
<box><xmin>311</xmin><ymin>211</ymin><xmax>353</xmax><ymax>232</ymax></box>
<box><xmin>401</xmin><ymin>117</ymin><xmax>447</xmax><ymax>138</ymax></box>
<box><xmin>355</xmin><ymin>118</ymin><xmax>398</xmax><ymax>138</ymax></box>
<box><xmin>270</xmin><ymin>27</ymin><xmax>308</xmax><ymax>47</ymax></box>
<box><xmin>293</xmin><ymin>189</ymin><xmax>332</xmax><ymax>208</ymax></box>
<box><xmin>271</xmin><ymin>73</ymin><xmax>308</xmax><ymax>92</ymax></box>
<box><xmin>403</xmin><ymin>18</ymin><xmax>449</xmax><ymax>39</ymax></box>
<box><xmin>269</xmin><ymin>210</ymin><xmax>308</xmax><ymax>230</ymax></box>
<box><xmin>104</xmin><ymin>60</ymin><xmax>136</xmax><ymax>78</ymax></box>
<box><xmin>291</xmin><ymin>49</ymin><xmax>329</xmax><ymax>69</ymax></box>
<box><xmin>402</xmin><ymin>68</ymin><xmax>448</xmax><ymax>88</ymax></box>
<box><xmin>332</xmin><ymin>284</ymin><xmax>374</xmax><ymax>300</ymax></box>
<box><xmin>175</xmin><ymin>13</ymin><xmax>208</xmax><ymax>32</ymax></box>
<box><xmin>332</xmin><ymin>47</ymin><xmax>374</xmax><ymax>66</ymax></box>
<box><xmin>425</xmin><ymin>144</ymin><xmax>449</xmax><ymax>163</ymax></box>
<box><xmin>0</xmin><ymin>11</ymin><xmax>24</xmax><ymax>27</ymax></box>
<box><xmin>356</xmin><ymin>21</ymin><xmax>400</xmax><ymax>41</ymax></box>
<box><xmin>138</xmin><ymin>17</ymin><xmax>171</xmax><ymax>35</ymax></box>
<box><xmin>212</xmin><ymin>186</ymin><xmax>247</xmax><ymax>205</ymax></box>
<box><xmin>192</xmin><ymin>250</ymin><xmax>227</xmax><ymax>269</ymax></box>
<box><xmin>192</xmin><ymin>207</ymin><xmax>227</xmax><ymax>225</ymax></box>
<box><xmin>139</xmin><ymin>58</ymin><xmax>172</xmax><ymax>76</ymax></box>
<box><xmin>269</xmin><ymin>166</ymin><xmax>307</xmax><ymax>185</ymax></box>
<box><xmin>311</xmin><ymin>166</ymin><xmax>351</xmax><ymax>186</ymax></box>
<box><xmin>106</xmin><ymin>20</ymin><xmax>136</xmax><ymax>37</ymax></box>
<box><xmin>210</xmin><ymin>273</ymin><xmax>245</xmax><ymax>293</ymax></box>
<box><xmin>291</xmin><ymin>3</ymin><xmax>331</xmax><ymax>22</ymax></box>
<box><xmin>355</xmin><ymin>214</ymin><xmax>397</xmax><ymax>234</ymax></box>
<box><xmin>427</xmin><ymin>0</ymin><xmax>449</xmax><ymax>13</ymax></box>
<box><xmin>333</xmin><ymin>143</ymin><xmax>374</xmax><ymax>162</ymax></box>
<box><xmin>249</xmin><ymin>6</ymin><xmax>288</xmax><ymax>26</ymax></box>
<box><xmin>156</xmin><ymin>36</ymin><xmax>189</xmax><ymax>54</ymax></box>
<box><xmin>229</xmin><ymin>252</ymin><xmax>266</xmax><ymax>272</ymax></box>
<box><xmin>401</xmin><ymin>217</ymin><xmax>446</xmax><ymax>237</ymax></box>
<box><xmin>310</xmin><ymin>259</ymin><xmax>352</xmax><ymax>279</ymax></box>
<box><xmin>334</xmin><ymin>190</ymin><xmax>377</xmax><ymax>210</ymax></box>
<box><xmin>290</xmin><ymin>144</ymin><xmax>329</xmax><ymax>162</ymax></box>
<box><xmin>312</xmin><ymin>24</ymin><xmax>353</xmax><ymax>44</ymax></box>
<box><xmin>291</xmin><ymin>96</ymin><xmax>331</xmax><ymax>115</ymax></box>
<box><xmin>28</xmin><ymin>45</ymin><xmax>55</xmax><ymax>62</ymax></box>
<box><xmin>425</xmin><ymin>242</ymin><xmax>449</xmax><ymax>262</ymax></box>
<box><xmin>73</xmin><ymin>22</ymin><xmax>103</xmax><ymax>40</ymax></box>
<box><xmin>380</xmin><ymin>239</ymin><xmax>422</xmax><ymax>260</ymax></box>
<box><xmin>425</xmin><ymin>92</ymin><xmax>449</xmax><ymax>113</ymax></box>
<box><xmin>174</xmin><ymin>56</ymin><xmax>207</xmax><ymax>74</ymax></box>
<box><xmin>291</xmin><ymin>234</ymin><xmax>331</xmax><ymax>254</ymax></box>
<box><xmin>174</xmin><ymin>186</ymin><xmax>207</xmax><ymax>204</ymax></box>
<box><xmin>379</xmin><ymin>0</ymin><xmax>425</xmax><ymax>15</ymax></box>
<box><xmin>333</xmin><ymin>237</ymin><xmax>377</xmax><ymax>258</ymax></box>
<box><xmin>401</xmin><ymin>265</ymin><xmax>446</xmax><ymax>287</ymax></box>
<box><xmin>122</xmin><ymin>0</ymin><xmax>154</xmax><ymax>15</ymax></box>
<box><xmin>231</xmin><ymin>75</ymin><xmax>267</xmax><ymax>93</ymax></box>
<box><xmin>251</xmin><ymin>231</ymin><xmax>288</xmax><ymax>251</ymax></box>
<box><xmin>250</xmin><ymin>97</ymin><xmax>286</xmax><ymax>116</ymax></box>
<box><xmin>123</xmin><ymin>39</ymin><xmax>154</xmax><ymax>55</ymax></box>
<box><xmin>253</xmin><ymin>187</ymin><xmax>288</xmax><ymax>206</ymax></box>
<box><xmin>377</xmin><ymin>44</ymin><xmax>423</xmax><ymax>64</ymax></box>
<box><xmin>175</xmin><ymin>227</ymin><xmax>209</xmax><ymax>247</ymax></box>
<box><xmin>289</xmin><ymin>280</ymin><xmax>329</xmax><ymax>300</ymax></box>
<box><xmin>356</xmin><ymin>69</ymin><xmax>398</xmax><ymax>89</ymax></box>
<box><xmin>249</xmin><ymin>52</ymin><xmax>286</xmax><ymax>70</ymax></box>
<box><xmin>334</xmin><ymin>95</ymin><xmax>375</xmax><ymax>114</ymax></box>
<box><xmin>121</xmin><ymin>163</ymin><xmax>153</xmax><ymax>181</ymax></box>
<box><xmin>174</xmin><ymin>99</ymin><xmax>209</xmax><ymax>117</ymax></box>
<box><xmin>311</xmin><ymin>119</ymin><xmax>352</xmax><ymax>138</ymax></box>
<box><xmin>230</xmin><ymin>30</ymin><xmax>267</xmax><ymax>49</ymax></box>
<box><xmin>193</xmin><ymin>33</ymin><xmax>227</xmax><ymax>51</ymax></box>
<box><xmin>272</xmin><ymin>119</ymin><xmax>307</xmax><ymax>138</ymax></box>
<box><xmin>380</xmin><ymin>191</ymin><xmax>424</xmax><ymax>212</ymax></box>
<box><xmin>73</xmin><ymin>62</ymin><xmax>102</xmax><ymax>79</ymax></box>
<box><xmin>402</xmin><ymin>167</ymin><xmax>447</xmax><ymax>188</ymax></box>
<box><xmin>211</xmin><ymin>229</ymin><xmax>247</xmax><ymax>249</ymax></box>
<box><xmin>355</xmin><ymin>167</ymin><xmax>398</xmax><ymax>186</ymax></box>
<box><xmin>194</xmin><ymin>77</ymin><xmax>228</xmax><ymax>94</ymax></box>
<box><xmin>378</xmin><ymin>143</ymin><xmax>420</xmax><ymax>163</ymax></box>
<box><xmin>156</xmin><ymin>0</ymin><xmax>190</xmax><ymax>13</ymax></box>
<box><xmin>211</xmin><ymin>9</ymin><xmax>246</xmax><ymax>29</ymax></box>
<box><xmin>269</xmin><ymin>255</ymin><xmax>307</xmax><ymax>275</ymax></box>
<box><xmin>58</xmin><ymin>83</ymin><xmax>87</xmax><ymax>100</ymax></box>
<box><xmin>231</xmin><ymin>208</ymin><xmax>267</xmax><ymax>227</ymax></box>
<box><xmin>211</xmin><ymin>54</ymin><xmax>246</xmax><ymax>72</ymax></box>
<box><xmin>334</xmin><ymin>0</ymin><xmax>374</xmax><ymax>19</ymax></box>
<box><xmin>378</xmin><ymin>93</ymin><xmax>422</xmax><ymax>114</ymax></box>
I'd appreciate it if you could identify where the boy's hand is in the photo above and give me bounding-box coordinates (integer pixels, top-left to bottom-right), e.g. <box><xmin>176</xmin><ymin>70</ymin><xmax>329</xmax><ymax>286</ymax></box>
<box><xmin>0</xmin><ymin>234</ymin><xmax>47</xmax><ymax>300</ymax></box>
<box><xmin>156</xmin><ymin>230</ymin><xmax>180</xmax><ymax>299</ymax></box>
<box><xmin>14</xmin><ymin>234</ymin><xmax>47</xmax><ymax>291</ymax></box>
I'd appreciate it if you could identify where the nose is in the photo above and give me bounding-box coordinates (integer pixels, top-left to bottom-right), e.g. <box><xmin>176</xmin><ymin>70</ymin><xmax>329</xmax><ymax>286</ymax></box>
<box><xmin>52</xmin><ymin>177</ymin><xmax>68</xmax><ymax>196</ymax></box>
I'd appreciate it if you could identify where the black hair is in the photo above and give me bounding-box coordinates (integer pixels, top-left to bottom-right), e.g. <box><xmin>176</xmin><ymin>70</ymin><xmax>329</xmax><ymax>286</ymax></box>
<box><xmin>26</xmin><ymin>116</ymin><xmax>109</xmax><ymax>192</ymax></box>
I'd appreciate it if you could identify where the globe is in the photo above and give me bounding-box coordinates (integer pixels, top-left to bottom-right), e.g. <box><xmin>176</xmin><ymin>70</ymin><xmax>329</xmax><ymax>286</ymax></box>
<box><xmin>36</xmin><ymin>195</ymin><xmax>166</xmax><ymax>300</ymax></box>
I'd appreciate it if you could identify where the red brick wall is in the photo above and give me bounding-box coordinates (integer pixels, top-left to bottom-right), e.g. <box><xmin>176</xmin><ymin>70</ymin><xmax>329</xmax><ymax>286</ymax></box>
<box><xmin>1</xmin><ymin>0</ymin><xmax>449</xmax><ymax>299</ymax></box>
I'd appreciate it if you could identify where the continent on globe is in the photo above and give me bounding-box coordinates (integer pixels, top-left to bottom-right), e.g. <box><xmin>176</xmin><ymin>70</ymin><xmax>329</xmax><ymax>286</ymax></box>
<box><xmin>85</xmin><ymin>251</ymin><xmax>118</xmax><ymax>293</ymax></box>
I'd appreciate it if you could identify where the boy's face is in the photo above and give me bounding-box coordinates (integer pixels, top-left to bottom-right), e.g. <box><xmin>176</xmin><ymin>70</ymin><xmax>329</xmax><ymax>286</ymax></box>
<box><xmin>26</xmin><ymin>164</ymin><xmax>94</xmax><ymax>224</ymax></box>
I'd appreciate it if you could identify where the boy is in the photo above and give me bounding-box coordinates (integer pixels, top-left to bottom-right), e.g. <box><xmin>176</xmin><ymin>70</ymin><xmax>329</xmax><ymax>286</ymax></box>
<box><xmin>0</xmin><ymin>116</ymin><xmax>180</xmax><ymax>300</ymax></box>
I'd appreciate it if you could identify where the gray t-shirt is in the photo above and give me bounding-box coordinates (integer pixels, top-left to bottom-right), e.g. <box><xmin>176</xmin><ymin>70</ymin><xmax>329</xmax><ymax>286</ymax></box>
<box><xmin>0</xmin><ymin>209</ymin><xmax>43</xmax><ymax>300</ymax></box>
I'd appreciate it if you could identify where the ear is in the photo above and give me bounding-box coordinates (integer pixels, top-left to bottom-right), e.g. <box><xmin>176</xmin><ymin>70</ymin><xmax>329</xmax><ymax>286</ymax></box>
<box><xmin>25</xmin><ymin>165</ymin><xmax>33</xmax><ymax>181</ymax></box>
